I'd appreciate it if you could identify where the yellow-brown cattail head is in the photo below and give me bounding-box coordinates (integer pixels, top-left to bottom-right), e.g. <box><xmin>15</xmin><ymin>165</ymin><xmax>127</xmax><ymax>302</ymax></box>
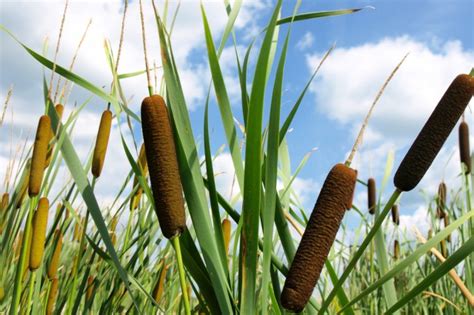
<box><xmin>86</xmin><ymin>276</ymin><xmax>95</xmax><ymax>301</ymax></box>
<box><xmin>91</xmin><ymin>110</ymin><xmax>112</xmax><ymax>178</ymax></box>
<box><xmin>222</xmin><ymin>218</ymin><xmax>231</xmax><ymax>256</ymax></box>
<box><xmin>29</xmin><ymin>197</ymin><xmax>49</xmax><ymax>270</ymax></box>
<box><xmin>29</xmin><ymin>115</ymin><xmax>51</xmax><ymax>196</ymax></box>
<box><xmin>0</xmin><ymin>285</ymin><xmax>4</xmax><ymax>302</ymax></box>
<box><xmin>0</xmin><ymin>193</ymin><xmax>9</xmax><ymax>213</ymax></box>
<box><xmin>440</xmin><ymin>239</ymin><xmax>448</xmax><ymax>257</ymax></box>
<box><xmin>47</xmin><ymin>230</ymin><xmax>63</xmax><ymax>279</ymax></box>
<box><xmin>394</xmin><ymin>74</ymin><xmax>474</xmax><ymax>191</ymax></box>
<box><xmin>73</xmin><ymin>217</ymin><xmax>82</xmax><ymax>242</ymax></box>
<box><xmin>281</xmin><ymin>163</ymin><xmax>357</xmax><ymax>312</ymax></box>
<box><xmin>152</xmin><ymin>261</ymin><xmax>168</xmax><ymax>302</ymax></box>
<box><xmin>367</xmin><ymin>178</ymin><xmax>376</xmax><ymax>215</ymax></box>
<box><xmin>391</xmin><ymin>204</ymin><xmax>400</xmax><ymax>226</ymax></box>
<box><xmin>436</xmin><ymin>182</ymin><xmax>447</xmax><ymax>219</ymax></box>
<box><xmin>394</xmin><ymin>240</ymin><xmax>400</xmax><ymax>260</ymax></box>
<box><xmin>141</xmin><ymin>95</ymin><xmax>186</xmax><ymax>239</ymax></box>
<box><xmin>459</xmin><ymin>121</ymin><xmax>471</xmax><ymax>174</ymax></box>
<box><xmin>46</xmin><ymin>278</ymin><xmax>59</xmax><ymax>315</ymax></box>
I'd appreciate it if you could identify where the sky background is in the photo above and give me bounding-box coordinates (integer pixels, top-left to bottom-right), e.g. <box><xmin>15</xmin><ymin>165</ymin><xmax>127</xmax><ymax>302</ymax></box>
<box><xmin>0</xmin><ymin>0</ymin><xmax>473</xmax><ymax>239</ymax></box>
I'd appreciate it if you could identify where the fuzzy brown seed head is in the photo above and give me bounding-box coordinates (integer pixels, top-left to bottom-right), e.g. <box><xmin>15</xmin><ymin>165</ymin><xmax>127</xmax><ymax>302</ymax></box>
<box><xmin>86</xmin><ymin>276</ymin><xmax>94</xmax><ymax>301</ymax></box>
<box><xmin>141</xmin><ymin>95</ymin><xmax>186</xmax><ymax>239</ymax></box>
<box><xmin>394</xmin><ymin>74</ymin><xmax>474</xmax><ymax>191</ymax></box>
<box><xmin>153</xmin><ymin>261</ymin><xmax>168</xmax><ymax>302</ymax></box>
<box><xmin>436</xmin><ymin>182</ymin><xmax>447</xmax><ymax>219</ymax></box>
<box><xmin>394</xmin><ymin>240</ymin><xmax>400</xmax><ymax>260</ymax></box>
<box><xmin>47</xmin><ymin>230</ymin><xmax>63</xmax><ymax>279</ymax></box>
<box><xmin>391</xmin><ymin>204</ymin><xmax>400</xmax><ymax>225</ymax></box>
<box><xmin>368</xmin><ymin>178</ymin><xmax>376</xmax><ymax>215</ymax></box>
<box><xmin>459</xmin><ymin>121</ymin><xmax>471</xmax><ymax>174</ymax></box>
<box><xmin>29</xmin><ymin>115</ymin><xmax>51</xmax><ymax>196</ymax></box>
<box><xmin>46</xmin><ymin>278</ymin><xmax>59</xmax><ymax>315</ymax></box>
<box><xmin>29</xmin><ymin>197</ymin><xmax>49</xmax><ymax>270</ymax></box>
<box><xmin>281</xmin><ymin>163</ymin><xmax>357</xmax><ymax>312</ymax></box>
<box><xmin>222</xmin><ymin>218</ymin><xmax>232</xmax><ymax>255</ymax></box>
<box><xmin>92</xmin><ymin>110</ymin><xmax>112</xmax><ymax>178</ymax></box>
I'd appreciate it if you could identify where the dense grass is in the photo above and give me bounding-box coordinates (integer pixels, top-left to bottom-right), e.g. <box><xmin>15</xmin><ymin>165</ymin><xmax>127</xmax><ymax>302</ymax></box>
<box><xmin>0</xmin><ymin>1</ymin><xmax>473</xmax><ymax>314</ymax></box>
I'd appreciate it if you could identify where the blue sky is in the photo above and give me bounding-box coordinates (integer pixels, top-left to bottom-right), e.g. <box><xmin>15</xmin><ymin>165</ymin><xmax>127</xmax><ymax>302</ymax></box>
<box><xmin>0</xmin><ymin>0</ymin><xmax>473</xmax><ymax>235</ymax></box>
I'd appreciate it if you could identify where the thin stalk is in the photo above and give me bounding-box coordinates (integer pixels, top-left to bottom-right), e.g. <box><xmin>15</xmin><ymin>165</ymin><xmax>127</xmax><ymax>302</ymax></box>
<box><xmin>172</xmin><ymin>237</ymin><xmax>191</xmax><ymax>315</ymax></box>
<box><xmin>10</xmin><ymin>197</ymin><xmax>37</xmax><ymax>315</ymax></box>
<box><xmin>25</xmin><ymin>270</ymin><xmax>36</xmax><ymax>314</ymax></box>
<box><xmin>463</xmin><ymin>171</ymin><xmax>473</xmax><ymax>302</ymax></box>
<box><xmin>318</xmin><ymin>189</ymin><xmax>402</xmax><ymax>314</ymax></box>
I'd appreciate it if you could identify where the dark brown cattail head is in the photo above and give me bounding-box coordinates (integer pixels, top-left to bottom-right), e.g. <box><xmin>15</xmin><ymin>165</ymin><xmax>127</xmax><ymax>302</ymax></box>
<box><xmin>394</xmin><ymin>240</ymin><xmax>400</xmax><ymax>260</ymax></box>
<box><xmin>141</xmin><ymin>95</ymin><xmax>186</xmax><ymax>239</ymax></box>
<box><xmin>367</xmin><ymin>178</ymin><xmax>376</xmax><ymax>215</ymax></box>
<box><xmin>281</xmin><ymin>163</ymin><xmax>357</xmax><ymax>312</ymax></box>
<box><xmin>394</xmin><ymin>74</ymin><xmax>474</xmax><ymax>191</ymax></box>
<box><xmin>29</xmin><ymin>115</ymin><xmax>51</xmax><ymax>196</ymax></box>
<box><xmin>391</xmin><ymin>204</ymin><xmax>400</xmax><ymax>225</ymax></box>
<box><xmin>436</xmin><ymin>182</ymin><xmax>447</xmax><ymax>219</ymax></box>
<box><xmin>91</xmin><ymin>110</ymin><xmax>113</xmax><ymax>178</ymax></box>
<box><xmin>459</xmin><ymin>121</ymin><xmax>471</xmax><ymax>174</ymax></box>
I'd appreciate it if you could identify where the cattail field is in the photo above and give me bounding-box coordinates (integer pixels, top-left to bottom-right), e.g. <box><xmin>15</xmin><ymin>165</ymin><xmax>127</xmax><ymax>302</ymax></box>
<box><xmin>0</xmin><ymin>1</ymin><xmax>473</xmax><ymax>314</ymax></box>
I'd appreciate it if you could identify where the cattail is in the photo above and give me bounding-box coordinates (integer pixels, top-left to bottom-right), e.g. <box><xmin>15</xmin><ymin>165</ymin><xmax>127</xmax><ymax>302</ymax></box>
<box><xmin>222</xmin><ymin>218</ymin><xmax>231</xmax><ymax>255</ymax></box>
<box><xmin>152</xmin><ymin>262</ymin><xmax>168</xmax><ymax>302</ymax></box>
<box><xmin>394</xmin><ymin>240</ymin><xmax>400</xmax><ymax>260</ymax></box>
<box><xmin>440</xmin><ymin>239</ymin><xmax>448</xmax><ymax>257</ymax></box>
<box><xmin>0</xmin><ymin>285</ymin><xmax>4</xmax><ymax>302</ymax></box>
<box><xmin>391</xmin><ymin>204</ymin><xmax>400</xmax><ymax>225</ymax></box>
<box><xmin>394</xmin><ymin>74</ymin><xmax>474</xmax><ymax>191</ymax></box>
<box><xmin>91</xmin><ymin>110</ymin><xmax>112</xmax><ymax>178</ymax></box>
<box><xmin>444</xmin><ymin>214</ymin><xmax>451</xmax><ymax>243</ymax></box>
<box><xmin>281</xmin><ymin>163</ymin><xmax>357</xmax><ymax>312</ymax></box>
<box><xmin>86</xmin><ymin>276</ymin><xmax>94</xmax><ymax>301</ymax></box>
<box><xmin>48</xmin><ymin>230</ymin><xmax>63</xmax><ymax>279</ymax></box>
<box><xmin>436</xmin><ymin>182</ymin><xmax>447</xmax><ymax>219</ymax></box>
<box><xmin>367</xmin><ymin>178</ymin><xmax>376</xmax><ymax>215</ymax></box>
<box><xmin>141</xmin><ymin>95</ymin><xmax>186</xmax><ymax>239</ymax></box>
<box><xmin>29</xmin><ymin>115</ymin><xmax>51</xmax><ymax>196</ymax></box>
<box><xmin>29</xmin><ymin>197</ymin><xmax>49</xmax><ymax>270</ymax></box>
<box><xmin>15</xmin><ymin>231</ymin><xmax>24</xmax><ymax>259</ymax></box>
<box><xmin>0</xmin><ymin>192</ymin><xmax>8</xmax><ymax>212</ymax></box>
<box><xmin>46</xmin><ymin>278</ymin><xmax>59</xmax><ymax>315</ymax></box>
<box><xmin>459</xmin><ymin>121</ymin><xmax>471</xmax><ymax>174</ymax></box>
<box><xmin>427</xmin><ymin>229</ymin><xmax>433</xmax><ymax>257</ymax></box>
<box><xmin>73</xmin><ymin>217</ymin><xmax>82</xmax><ymax>242</ymax></box>
<box><xmin>130</xmin><ymin>144</ymin><xmax>148</xmax><ymax>211</ymax></box>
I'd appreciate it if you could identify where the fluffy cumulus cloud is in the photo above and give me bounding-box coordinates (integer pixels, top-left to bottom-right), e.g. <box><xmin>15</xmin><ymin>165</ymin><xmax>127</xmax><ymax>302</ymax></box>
<box><xmin>296</xmin><ymin>31</ymin><xmax>314</xmax><ymax>51</ymax></box>
<box><xmin>0</xmin><ymin>0</ymin><xmax>267</xmax><ymax>203</ymax></box>
<box><xmin>307</xmin><ymin>36</ymin><xmax>474</xmax><ymax>240</ymax></box>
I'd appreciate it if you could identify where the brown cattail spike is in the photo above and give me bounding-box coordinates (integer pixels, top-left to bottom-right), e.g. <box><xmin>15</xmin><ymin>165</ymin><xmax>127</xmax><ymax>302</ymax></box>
<box><xmin>91</xmin><ymin>110</ymin><xmax>112</xmax><ymax>178</ymax></box>
<box><xmin>459</xmin><ymin>121</ymin><xmax>471</xmax><ymax>174</ymax></box>
<box><xmin>0</xmin><ymin>193</ymin><xmax>9</xmax><ymax>213</ymax></box>
<box><xmin>391</xmin><ymin>204</ymin><xmax>400</xmax><ymax>225</ymax></box>
<box><xmin>48</xmin><ymin>230</ymin><xmax>63</xmax><ymax>279</ymax></box>
<box><xmin>222</xmin><ymin>218</ymin><xmax>231</xmax><ymax>255</ymax></box>
<box><xmin>86</xmin><ymin>276</ymin><xmax>94</xmax><ymax>301</ymax></box>
<box><xmin>29</xmin><ymin>115</ymin><xmax>51</xmax><ymax>196</ymax></box>
<box><xmin>394</xmin><ymin>240</ymin><xmax>400</xmax><ymax>260</ymax></box>
<box><xmin>281</xmin><ymin>163</ymin><xmax>357</xmax><ymax>312</ymax></box>
<box><xmin>46</xmin><ymin>278</ymin><xmax>59</xmax><ymax>315</ymax></box>
<box><xmin>153</xmin><ymin>262</ymin><xmax>168</xmax><ymax>302</ymax></box>
<box><xmin>29</xmin><ymin>197</ymin><xmax>49</xmax><ymax>270</ymax></box>
<box><xmin>141</xmin><ymin>95</ymin><xmax>186</xmax><ymax>239</ymax></box>
<box><xmin>436</xmin><ymin>182</ymin><xmax>447</xmax><ymax>219</ymax></box>
<box><xmin>367</xmin><ymin>178</ymin><xmax>376</xmax><ymax>215</ymax></box>
<box><xmin>394</xmin><ymin>74</ymin><xmax>474</xmax><ymax>191</ymax></box>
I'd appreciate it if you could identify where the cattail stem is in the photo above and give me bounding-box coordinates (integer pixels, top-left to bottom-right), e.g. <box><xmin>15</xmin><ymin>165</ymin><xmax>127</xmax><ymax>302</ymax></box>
<box><xmin>318</xmin><ymin>189</ymin><xmax>402</xmax><ymax>314</ymax></box>
<box><xmin>139</xmin><ymin>0</ymin><xmax>153</xmax><ymax>96</ymax></box>
<box><xmin>171</xmin><ymin>237</ymin><xmax>191</xmax><ymax>315</ymax></box>
<box><xmin>25</xmin><ymin>271</ymin><xmax>36</xmax><ymax>315</ymax></box>
<box><xmin>10</xmin><ymin>197</ymin><xmax>36</xmax><ymax>315</ymax></box>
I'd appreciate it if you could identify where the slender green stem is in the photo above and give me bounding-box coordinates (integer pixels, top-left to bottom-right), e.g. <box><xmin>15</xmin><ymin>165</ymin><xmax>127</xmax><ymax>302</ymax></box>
<box><xmin>172</xmin><ymin>236</ymin><xmax>191</xmax><ymax>315</ymax></box>
<box><xmin>318</xmin><ymin>189</ymin><xmax>402</xmax><ymax>314</ymax></box>
<box><xmin>25</xmin><ymin>270</ymin><xmax>36</xmax><ymax>315</ymax></box>
<box><xmin>10</xmin><ymin>197</ymin><xmax>37</xmax><ymax>315</ymax></box>
<box><xmin>463</xmin><ymin>171</ymin><xmax>473</xmax><ymax>305</ymax></box>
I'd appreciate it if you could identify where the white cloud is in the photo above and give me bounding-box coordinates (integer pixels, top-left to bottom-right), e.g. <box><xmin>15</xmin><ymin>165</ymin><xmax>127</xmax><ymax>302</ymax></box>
<box><xmin>296</xmin><ymin>32</ymin><xmax>314</xmax><ymax>51</ymax></box>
